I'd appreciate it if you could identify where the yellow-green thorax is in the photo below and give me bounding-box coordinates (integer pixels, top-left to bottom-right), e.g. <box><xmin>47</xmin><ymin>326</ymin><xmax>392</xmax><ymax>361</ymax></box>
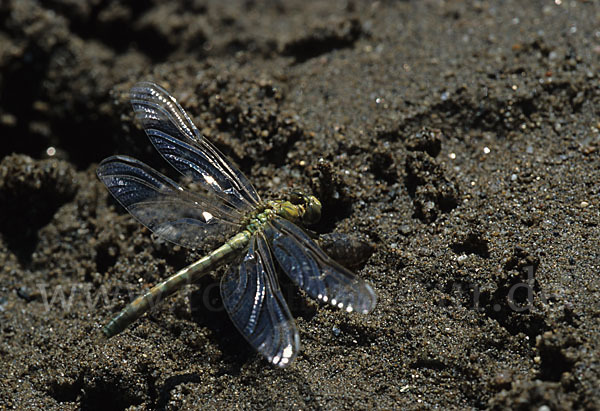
<box><xmin>244</xmin><ymin>193</ymin><xmax>322</xmax><ymax>233</ymax></box>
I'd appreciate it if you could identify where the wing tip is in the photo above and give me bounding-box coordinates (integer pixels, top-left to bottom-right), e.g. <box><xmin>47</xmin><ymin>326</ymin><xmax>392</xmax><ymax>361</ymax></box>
<box><xmin>315</xmin><ymin>280</ymin><xmax>377</xmax><ymax>315</ymax></box>
<box><xmin>268</xmin><ymin>332</ymin><xmax>300</xmax><ymax>368</ymax></box>
<box><xmin>130</xmin><ymin>81</ymin><xmax>174</xmax><ymax>104</ymax></box>
<box><xmin>361</xmin><ymin>282</ymin><xmax>378</xmax><ymax>314</ymax></box>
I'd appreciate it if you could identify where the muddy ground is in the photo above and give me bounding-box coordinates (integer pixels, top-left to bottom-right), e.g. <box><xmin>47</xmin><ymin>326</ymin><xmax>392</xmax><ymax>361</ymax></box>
<box><xmin>1</xmin><ymin>0</ymin><xmax>599</xmax><ymax>409</ymax></box>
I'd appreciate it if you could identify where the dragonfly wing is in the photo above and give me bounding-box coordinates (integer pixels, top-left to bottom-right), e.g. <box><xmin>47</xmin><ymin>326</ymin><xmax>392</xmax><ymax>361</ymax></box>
<box><xmin>268</xmin><ymin>218</ymin><xmax>377</xmax><ymax>315</ymax></box>
<box><xmin>97</xmin><ymin>155</ymin><xmax>243</xmax><ymax>249</ymax></box>
<box><xmin>130</xmin><ymin>82</ymin><xmax>261</xmax><ymax>210</ymax></box>
<box><xmin>221</xmin><ymin>233</ymin><xmax>300</xmax><ymax>367</ymax></box>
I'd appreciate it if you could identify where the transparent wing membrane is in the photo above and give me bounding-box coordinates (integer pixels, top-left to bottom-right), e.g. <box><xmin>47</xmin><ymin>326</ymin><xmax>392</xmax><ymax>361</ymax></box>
<box><xmin>97</xmin><ymin>155</ymin><xmax>242</xmax><ymax>249</ymax></box>
<box><xmin>130</xmin><ymin>82</ymin><xmax>261</xmax><ymax>210</ymax></box>
<box><xmin>221</xmin><ymin>233</ymin><xmax>300</xmax><ymax>367</ymax></box>
<box><xmin>268</xmin><ymin>218</ymin><xmax>377</xmax><ymax>315</ymax></box>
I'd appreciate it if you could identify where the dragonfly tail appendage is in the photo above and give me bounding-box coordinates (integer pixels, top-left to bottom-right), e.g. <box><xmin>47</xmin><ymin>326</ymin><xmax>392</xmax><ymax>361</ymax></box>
<box><xmin>102</xmin><ymin>264</ymin><xmax>205</xmax><ymax>338</ymax></box>
<box><xmin>102</xmin><ymin>233</ymin><xmax>248</xmax><ymax>338</ymax></box>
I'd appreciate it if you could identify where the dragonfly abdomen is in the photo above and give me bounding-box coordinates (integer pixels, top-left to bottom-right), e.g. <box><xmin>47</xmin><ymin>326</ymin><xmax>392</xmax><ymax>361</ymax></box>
<box><xmin>103</xmin><ymin>230</ymin><xmax>251</xmax><ymax>338</ymax></box>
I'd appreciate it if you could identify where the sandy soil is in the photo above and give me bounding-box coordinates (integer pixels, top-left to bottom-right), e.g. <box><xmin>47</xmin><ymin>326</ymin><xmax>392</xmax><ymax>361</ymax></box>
<box><xmin>1</xmin><ymin>0</ymin><xmax>599</xmax><ymax>409</ymax></box>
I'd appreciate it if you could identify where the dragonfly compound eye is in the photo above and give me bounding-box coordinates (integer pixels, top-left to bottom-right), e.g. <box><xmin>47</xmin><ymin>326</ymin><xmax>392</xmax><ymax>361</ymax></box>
<box><xmin>301</xmin><ymin>195</ymin><xmax>321</xmax><ymax>225</ymax></box>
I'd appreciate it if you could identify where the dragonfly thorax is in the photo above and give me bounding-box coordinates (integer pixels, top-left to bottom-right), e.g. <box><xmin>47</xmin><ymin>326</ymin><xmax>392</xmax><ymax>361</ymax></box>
<box><xmin>244</xmin><ymin>193</ymin><xmax>321</xmax><ymax>234</ymax></box>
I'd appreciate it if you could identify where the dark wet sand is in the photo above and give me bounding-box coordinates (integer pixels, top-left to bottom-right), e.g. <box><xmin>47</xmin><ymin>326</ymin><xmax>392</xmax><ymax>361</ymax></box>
<box><xmin>1</xmin><ymin>1</ymin><xmax>599</xmax><ymax>409</ymax></box>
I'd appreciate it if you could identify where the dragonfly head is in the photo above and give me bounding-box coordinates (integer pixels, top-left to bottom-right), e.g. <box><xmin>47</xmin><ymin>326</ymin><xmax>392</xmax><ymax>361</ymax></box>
<box><xmin>289</xmin><ymin>192</ymin><xmax>321</xmax><ymax>225</ymax></box>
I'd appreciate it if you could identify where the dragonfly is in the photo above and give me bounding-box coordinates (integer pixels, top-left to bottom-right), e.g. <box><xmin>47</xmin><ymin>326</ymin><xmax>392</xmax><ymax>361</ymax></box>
<box><xmin>97</xmin><ymin>82</ymin><xmax>377</xmax><ymax>367</ymax></box>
